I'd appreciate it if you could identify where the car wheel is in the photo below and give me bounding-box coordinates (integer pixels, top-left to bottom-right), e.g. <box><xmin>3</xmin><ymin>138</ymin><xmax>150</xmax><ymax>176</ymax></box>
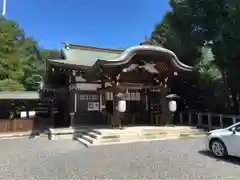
<box><xmin>210</xmin><ymin>139</ymin><xmax>228</xmax><ymax>157</ymax></box>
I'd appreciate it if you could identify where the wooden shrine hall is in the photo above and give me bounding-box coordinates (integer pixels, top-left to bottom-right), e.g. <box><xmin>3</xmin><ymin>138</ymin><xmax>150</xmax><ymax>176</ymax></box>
<box><xmin>41</xmin><ymin>42</ymin><xmax>195</xmax><ymax>128</ymax></box>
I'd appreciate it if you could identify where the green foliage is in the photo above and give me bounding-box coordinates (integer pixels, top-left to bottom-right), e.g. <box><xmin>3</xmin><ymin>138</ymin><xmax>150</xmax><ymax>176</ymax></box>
<box><xmin>41</xmin><ymin>49</ymin><xmax>62</xmax><ymax>59</ymax></box>
<box><xmin>0</xmin><ymin>17</ymin><xmax>25</xmax><ymax>84</ymax></box>
<box><xmin>0</xmin><ymin>79</ymin><xmax>24</xmax><ymax>91</ymax></box>
<box><xmin>151</xmin><ymin>0</ymin><xmax>240</xmax><ymax>113</ymax></box>
<box><xmin>20</xmin><ymin>38</ymin><xmax>44</xmax><ymax>91</ymax></box>
<box><xmin>0</xmin><ymin>17</ymin><xmax>60</xmax><ymax>91</ymax></box>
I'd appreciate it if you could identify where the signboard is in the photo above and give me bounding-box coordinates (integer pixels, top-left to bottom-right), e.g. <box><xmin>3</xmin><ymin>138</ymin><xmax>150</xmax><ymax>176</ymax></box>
<box><xmin>88</xmin><ymin>102</ymin><xmax>100</xmax><ymax>111</ymax></box>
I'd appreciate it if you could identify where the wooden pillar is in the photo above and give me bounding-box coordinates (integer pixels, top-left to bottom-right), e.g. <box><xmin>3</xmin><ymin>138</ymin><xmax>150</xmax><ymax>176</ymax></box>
<box><xmin>100</xmin><ymin>80</ymin><xmax>110</xmax><ymax>125</ymax></box>
<box><xmin>100</xmin><ymin>80</ymin><xmax>106</xmax><ymax>112</ymax></box>
<box><xmin>112</xmin><ymin>89</ymin><xmax>117</xmax><ymax>127</ymax></box>
<box><xmin>50</xmin><ymin>100</ymin><xmax>55</xmax><ymax>128</ymax></box>
<box><xmin>111</xmin><ymin>74</ymin><xmax>122</xmax><ymax>128</ymax></box>
<box><xmin>69</xmin><ymin>71</ymin><xmax>77</xmax><ymax>127</ymax></box>
<box><xmin>160</xmin><ymin>86</ymin><xmax>170</xmax><ymax>125</ymax></box>
<box><xmin>140</xmin><ymin>89</ymin><xmax>147</xmax><ymax>125</ymax></box>
<box><xmin>69</xmin><ymin>90</ymin><xmax>76</xmax><ymax>127</ymax></box>
<box><xmin>144</xmin><ymin>89</ymin><xmax>148</xmax><ymax>111</ymax></box>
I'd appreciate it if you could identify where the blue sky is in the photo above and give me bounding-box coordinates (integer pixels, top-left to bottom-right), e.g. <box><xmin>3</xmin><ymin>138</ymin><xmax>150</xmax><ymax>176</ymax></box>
<box><xmin>4</xmin><ymin>0</ymin><xmax>170</xmax><ymax>50</ymax></box>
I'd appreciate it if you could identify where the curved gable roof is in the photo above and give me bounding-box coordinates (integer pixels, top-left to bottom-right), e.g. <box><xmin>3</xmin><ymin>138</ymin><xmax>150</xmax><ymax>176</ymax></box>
<box><xmin>47</xmin><ymin>44</ymin><xmax>195</xmax><ymax>73</ymax></box>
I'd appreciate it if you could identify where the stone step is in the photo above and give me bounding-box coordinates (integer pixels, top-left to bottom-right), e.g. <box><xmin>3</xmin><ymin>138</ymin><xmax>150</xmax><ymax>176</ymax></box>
<box><xmin>91</xmin><ymin>130</ymin><xmax>102</xmax><ymax>135</ymax></box>
<box><xmin>99</xmin><ymin>135</ymin><xmax>163</xmax><ymax>143</ymax></box>
<box><xmin>49</xmin><ymin>134</ymin><xmax>74</xmax><ymax>140</ymax></box>
<box><xmin>75</xmin><ymin>130</ymin><xmax>206</xmax><ymax>147</ymax></box>
<box><xmin>99</xmin><ymin>138</ymin><xmax>121</xmax><ymax>143</ymax></box>
<box><xmin>75</xmin><ymin>137</ymin><xmax>92</xmax><ymax>147</ymax></box>
<box><xmin>86</xmin><ymin>132</ymin><xmax>101</xmax><ymax>139</ymax></box>
<box><xmin>98</xmin><ymin>131</ymin><xmax>206</xmax><ymax>144</ymax></box>
<box><xmin>99</xmin><ymin>130</ymin><xmax>205</xmax><ymax>138</ymax></box>
<box><xmin>141</xmin><ymin>128</ymin><xmax>205</xmax><ymax>133</ymax></box>
<box><xmin>78</xmin><ymin>134</ymin><xmax>95</xmax><ymax>144</ymax></box>
<box><xmin>97</xmin><ymin>128</ymin><xmax>204</xmax><ymax>134</ymax></box>
<box><xmin>93</xmin><ymin>134</ymin><xmax>206</xmax><ymax>147</ymax></box>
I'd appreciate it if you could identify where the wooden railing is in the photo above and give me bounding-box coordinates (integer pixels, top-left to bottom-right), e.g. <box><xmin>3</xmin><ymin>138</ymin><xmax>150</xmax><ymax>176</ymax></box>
<box><xmin>175</xmin><ymin>112</ymin><xmax>240</xmax><ymax>130</ymax></box>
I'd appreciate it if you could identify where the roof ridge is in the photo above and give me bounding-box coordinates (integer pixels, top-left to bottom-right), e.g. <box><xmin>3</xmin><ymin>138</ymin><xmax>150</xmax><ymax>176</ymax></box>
<box><xmin>62</xmin><ymin>42</ymin><xmax>123</xmax><ymax>54</ymax></box>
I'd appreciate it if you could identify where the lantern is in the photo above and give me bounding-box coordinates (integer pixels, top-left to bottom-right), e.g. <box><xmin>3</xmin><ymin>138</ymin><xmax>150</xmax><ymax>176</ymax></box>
<box><xmin>169</xmin><ymin>100</ymin><xmax>177</xmax><ymax>112</ymax></box>
<box><xmin>117</xmin><ymin>100</ymin><xmax>126</xmax><ymax>112</ymax></box>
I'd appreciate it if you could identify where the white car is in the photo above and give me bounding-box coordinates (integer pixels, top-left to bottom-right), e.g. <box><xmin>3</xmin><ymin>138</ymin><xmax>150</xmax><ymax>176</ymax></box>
<box><xmin>206</xmin><ymin>122</ymin><xmax>240</xmax><ymax>158</ymax></box>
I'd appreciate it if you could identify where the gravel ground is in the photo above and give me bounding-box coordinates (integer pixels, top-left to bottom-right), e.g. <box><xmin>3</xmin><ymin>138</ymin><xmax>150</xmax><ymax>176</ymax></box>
<box><xmin>0</xmin><ymin>137</ymin><xmax>239</xmax><ymax>180</ymax></box>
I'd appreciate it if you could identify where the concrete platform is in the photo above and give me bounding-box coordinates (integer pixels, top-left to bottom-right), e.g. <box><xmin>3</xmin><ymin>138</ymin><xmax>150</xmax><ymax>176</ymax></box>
<box><xmin>48</xmin><ymin>126</ymin><xmax>207</xmax><ymax>147</ymax></box>
<box><xmin>95</xmin><ymin>126</ymin><xmax>203</xmax><ymax>133</ymax></box>
<box><xmin>0</xmin><ymin>130</ymin><xmax>48</xmax><ymax>140</ymax></box>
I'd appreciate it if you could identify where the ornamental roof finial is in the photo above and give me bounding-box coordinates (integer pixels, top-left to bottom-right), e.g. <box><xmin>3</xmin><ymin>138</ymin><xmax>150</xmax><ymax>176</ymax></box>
<box><xmin>61</xmin><ymin>42</ymin><xmax>70</xmax><ymax>50</ymax></box>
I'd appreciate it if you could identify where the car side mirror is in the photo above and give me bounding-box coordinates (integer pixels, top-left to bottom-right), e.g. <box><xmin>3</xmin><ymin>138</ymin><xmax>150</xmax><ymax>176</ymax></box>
<box><xmin>232</xmin><ymin>127</ymin><xmax>236</xmax><ymax>134</ymax></box>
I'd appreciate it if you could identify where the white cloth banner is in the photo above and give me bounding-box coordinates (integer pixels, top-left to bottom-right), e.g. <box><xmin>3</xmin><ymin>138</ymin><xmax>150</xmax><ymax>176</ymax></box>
<box><xmin>29</xmin><ymin>111</ymin><xmax>36</xmax><ymax>118</ymax></box>
<box><xmin>20</xmin><ymin>111</ymin><xmax>27</xmax><ymax>118</ymax></box>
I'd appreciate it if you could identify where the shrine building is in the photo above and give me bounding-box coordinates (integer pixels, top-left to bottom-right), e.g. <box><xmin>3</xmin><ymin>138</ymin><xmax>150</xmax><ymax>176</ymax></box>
<box><xmin>41</xmin><ymin>42</ymin><xmax>195</xmax><ymax>128</ymax></box>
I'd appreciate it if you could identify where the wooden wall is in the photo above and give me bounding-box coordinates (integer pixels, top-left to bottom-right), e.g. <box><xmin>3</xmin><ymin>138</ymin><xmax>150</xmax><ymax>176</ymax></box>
<box><xmin>0</xmin><ymin>119</ymin><xmax>34</xmax><ymax>133</ymax></box>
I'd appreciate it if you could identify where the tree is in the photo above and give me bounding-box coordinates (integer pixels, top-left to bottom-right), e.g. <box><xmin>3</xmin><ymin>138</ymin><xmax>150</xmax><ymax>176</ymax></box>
<box><xmin>0</xmin><ymin>79</ymin><xmax>24</xmax><ymax>91</ymax></box>
<box><xmin>41</xmin><ymin>49</ymin><xmax>63</xmax><ymax>59</ymax></box>
<box><xmin>202</xmin><ymin>3</ymin><xmax>240</xmax><ymax>113</ymax></box>
<box><xmin>0</xmin><ymin>17</ymin><xmax>25</xmax><ymax>91</ymax></box>
<box><xmin>0</xmin><ymin>17</ymin><xmax>56</xmax><ymax>91</ymax></box>
<box><xmin>150</xmin><ymin>0</ymin><xmax>239</xmax><ymax>113</ymax></box>
<box><xmin>21</xmin><ymin>38</ymin><xmax>45</xmax><ymax>91</ymax></box>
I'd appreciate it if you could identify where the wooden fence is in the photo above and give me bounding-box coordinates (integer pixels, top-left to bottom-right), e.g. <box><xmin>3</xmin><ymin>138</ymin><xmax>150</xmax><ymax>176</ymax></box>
<box><xmin>0</xmin><ymin>116</ymin><xmax>52</xmax><ymax>133</ymax></box>
<box><xmin>174</xmin><ymin>112</ymin><xmax>240</xmax><ymax>130</ymax></box>
<box><xmin>0</xmin><ymin>118</ymin><xmax>34</xmax><ymax>133</ymax></box>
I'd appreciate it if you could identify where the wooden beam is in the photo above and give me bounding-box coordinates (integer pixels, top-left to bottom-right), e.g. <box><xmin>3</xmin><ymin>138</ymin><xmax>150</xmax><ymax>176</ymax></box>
<box><xmin>97</xmin><ymin>86</ymin><xmax>124</xmax><ymax>93</ymax></box>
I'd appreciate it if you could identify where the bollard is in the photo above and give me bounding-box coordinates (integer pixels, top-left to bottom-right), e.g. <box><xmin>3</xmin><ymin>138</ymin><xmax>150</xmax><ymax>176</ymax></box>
<box><xmin>188</xmin><ymin>112</ymin><xmax>192</xmax><ymax>125</ymax></box>
<box><xmin>179</xmin><ymin>112</ymin><xmax>183</xmax><ymax>125</ymax></box>
<box><xmin>219</xmin><ymin>114</ymin><xmax>223</xmax><ymax>128</ymax></box>
<box><xmin>232</xmin><ymin>117</ymin><xmax>237</xmax><ymax>124</ymax></box>
<box><xmin>197</xmin><ymin>113</ymin><xmax>202</xmax><ymax>127</ymax></box>
<box><xmin>208</xmin><ymin>113</ymin><xmax>212</xmax><ymax>130</ymax></box>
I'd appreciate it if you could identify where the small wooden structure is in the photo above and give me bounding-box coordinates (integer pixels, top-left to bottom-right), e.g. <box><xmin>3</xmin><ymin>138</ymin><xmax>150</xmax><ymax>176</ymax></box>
<box><xmin>42</xmin><ymin>43</ymin><xmax>195</xmax><ymax>128</ymax></box>
<box><xmin>0</xmin><ymin>91</ymin><xmax>55</xmax><ymax>132</ymax></box>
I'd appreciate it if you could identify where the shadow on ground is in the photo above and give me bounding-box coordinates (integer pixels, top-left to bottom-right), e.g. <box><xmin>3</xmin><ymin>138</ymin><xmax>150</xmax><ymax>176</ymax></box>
<box><xmin>198</xmin><ymin>150</ymin><xmax>240</xmax><ymax>166</ymax></box>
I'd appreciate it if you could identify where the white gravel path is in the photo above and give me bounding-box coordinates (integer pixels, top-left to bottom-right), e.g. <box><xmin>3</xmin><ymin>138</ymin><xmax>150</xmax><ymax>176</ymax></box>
<box><xmin>0</xmin><ymin>137</ymin><xmax>239</xmax><ymax>179</ymax></box>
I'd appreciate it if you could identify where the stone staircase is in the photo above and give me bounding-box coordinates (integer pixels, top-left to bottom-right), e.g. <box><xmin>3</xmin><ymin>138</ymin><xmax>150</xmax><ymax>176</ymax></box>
<box><xmin>75</xmin><ymin>131</ymin><xmax>101</xmax><ymax>147</ymax></box>
<box><xmin>74</xmin><ymin>126</ymin><xmax>206</xmax><ymax>147</ymax></box>
<box><xmin>48</xmin><ymin>127</ymin><xmax>100</xmax><ymax>141</ymax></box>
